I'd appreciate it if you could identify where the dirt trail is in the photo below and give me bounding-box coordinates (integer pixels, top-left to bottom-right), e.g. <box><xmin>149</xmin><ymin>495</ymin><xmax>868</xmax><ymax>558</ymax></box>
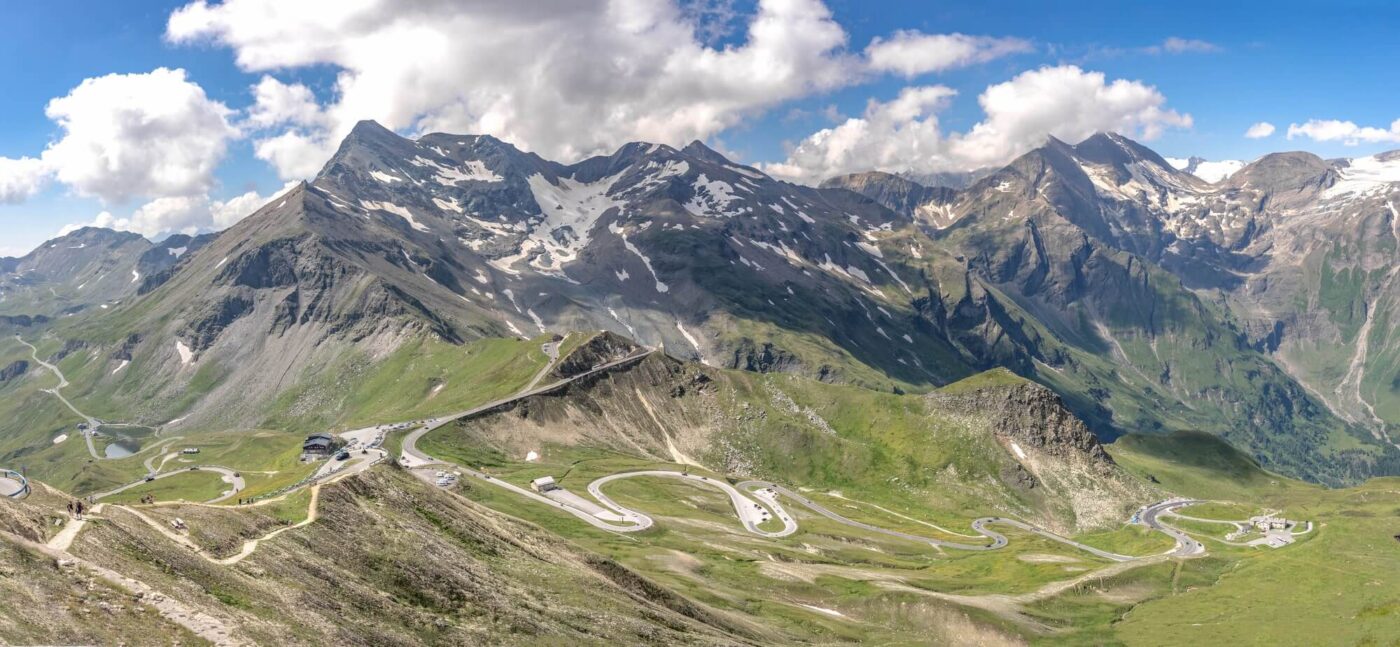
<box><xmin>119</xmin><ymin>484</ymin><xmax>322</xmax><ymax>566</ymax></box>
<box><xmin>5</xmin><ymin>527</ymin><xmax>247</xmax><ymax>645</ymax></box>
<box><xmin>878</xmin><ymin>555</ymin><xmax>1170</xmax><ymax>629</ymax></box>
<box><xmin>47</xmin><ymin>504</ymin><xmax>106</xmax><ymax>551</ymax></box>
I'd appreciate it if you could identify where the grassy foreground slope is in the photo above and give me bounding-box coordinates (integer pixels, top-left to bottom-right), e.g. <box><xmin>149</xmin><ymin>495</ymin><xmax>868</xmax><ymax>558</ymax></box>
<box><xmin>1102</xmin><ymin>432</ymin><xmax>1400</xmax><ymax>645</ymax></box>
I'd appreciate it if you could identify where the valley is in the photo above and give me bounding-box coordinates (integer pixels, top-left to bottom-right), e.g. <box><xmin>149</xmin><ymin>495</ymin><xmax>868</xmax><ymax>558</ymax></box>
<box><xmin>2</xmin><ymin>329</ymin><xmax>1366</xmax><ymax>647</ymax></box>
<box><xmin>1</xmin><ymin>124</ymin><xmax>1398</xmax><ymax>644</ymax></box>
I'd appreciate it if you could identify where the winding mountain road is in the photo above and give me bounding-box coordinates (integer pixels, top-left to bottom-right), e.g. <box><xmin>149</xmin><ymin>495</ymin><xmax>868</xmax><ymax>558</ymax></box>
<box><xmin>433</xmin><ymin>464</ymin><xmax>1204</xmax><ymax>562</ymax></box>
<box><xmin>16</xmin><ymin>336</ymin><xmax>102</xmax><ymax>456</ymax></box>
<box><xmin>15</xmin><ymin>335</ymin><xmax>150</xmax><ymax>460</ymax></box>
<box><xmin>391</xmin><ymin>338</ymin><xmax>1210</xmax><ymax>562</ymax></box>
<box><xmin>400</xmin><ymin>346</ymin><xmax>654</xmax><ymax>468</ymax></box>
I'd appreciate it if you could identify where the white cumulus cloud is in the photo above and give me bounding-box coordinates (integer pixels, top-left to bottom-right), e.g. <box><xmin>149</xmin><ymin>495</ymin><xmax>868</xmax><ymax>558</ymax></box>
<box><xmin>246</xmin><ymin>76</ymin><xmax>325</xmax><ymax>129</ymax></box>
<box><xmin>1244</xmin><ymin>121</ymin><xmax>1276</xmax><ymax>139</ymax></box>
<box><xmin>865</xmin><ymin>31</ymin><xmax>1031</xmax><ymax>78</ymax></box>
<box><xmin>0</xmin><ymin>157</ymin><xmax>50</xmax><ymax>204</ymax></box>
<box><xmin>167</xmin><ymin>0</ymin><xmax>1029</xmax><ymax>181</ymax></box>
<box><xmin>762</xmin><ymin>86</ymin><xmax>957</xmax><ymax>183</ymax></box>
<box><xmin>1287</xmin><ymin>118</ymin><xmax>1400</xmax><ymax>145</ymax></box>
<box><xmin>0</xmin><ymin>68</ymin><xmax>236</xmax><ymax>209</ymax></box>
<box><xmin>766</xmin><ymin>65</ymin><xmax>1192</xmax><ymax>183</ymax></box>
<box><xmin>40</xmin><ymin>68</ymin><xmax>238</xmax><ymax>204</ymax></box>
<box><xmin>60</xmin><ymin>182</ymin><xmax>297</xmax><ymax>238</ymax></box>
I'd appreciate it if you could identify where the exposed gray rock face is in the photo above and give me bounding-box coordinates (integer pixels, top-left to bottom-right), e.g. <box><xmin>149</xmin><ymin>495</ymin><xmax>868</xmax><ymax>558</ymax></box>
<box><xmin>927</xmin><ymin>377</ymin><xmax>1113</xmax><ymax>467</ymax></box>
<box><xmin>111</xmin><ymin>334</ymin><xmax>141</xmax><ymax>361</ymax></box>
<box><xmin>727</xmin><ymin>339</ymin><xmax>800</xmax><ymax>374</ymax></box>
<box><xmin>551</xmin><ymin>331</ymin><xmax>640</xmax><ymax>379</ymax></box>
<box><xmin>821</xmin><ymin>171</ymin><xmax>956</xmax><ymax>217</ymax></box>
<box><xmin>13</xmin><ymin>121</ymin><xmax>1397</xmax><ymax>485</ymax></box>
<box><xmin>835</xmin><ymin>132</ymin><xmax>1400</xmax><ymax>483</ymax></box>
<box><xmin>0</xmin><ymin>360</ymin><xmax>28</xmax><ymax>382</ymax></box>
<box><xmin>47</xmin><ymin>339</ymin><xmax>88</xmax><ymax>364</ymax></box>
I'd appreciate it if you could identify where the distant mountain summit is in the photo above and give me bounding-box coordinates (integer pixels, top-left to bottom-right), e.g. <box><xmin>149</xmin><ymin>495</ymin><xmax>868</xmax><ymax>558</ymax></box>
<box><xmin>1165</xmin><ymin>156</ymin><xmax>1245</xmax><ymax>183</ymax></box>
<box><xmin>5</xmin><ymin>124</ymin><xmax>1399</xmax><ymax>484</ymax></box>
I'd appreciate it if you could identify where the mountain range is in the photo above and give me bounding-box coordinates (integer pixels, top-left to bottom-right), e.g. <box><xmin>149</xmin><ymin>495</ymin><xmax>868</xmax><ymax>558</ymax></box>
<box><xmin>2</xmin><ymin>122</ymin><xmax>1398</xmax><ymax>485</ymax></box>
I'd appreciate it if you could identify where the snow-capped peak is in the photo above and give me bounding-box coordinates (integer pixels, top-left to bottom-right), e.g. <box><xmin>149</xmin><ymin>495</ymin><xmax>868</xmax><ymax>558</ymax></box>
<box><xmin>1166</xmin><ymin>156</ymin><xmax>1245</xmax><ymax>184</ymax></box>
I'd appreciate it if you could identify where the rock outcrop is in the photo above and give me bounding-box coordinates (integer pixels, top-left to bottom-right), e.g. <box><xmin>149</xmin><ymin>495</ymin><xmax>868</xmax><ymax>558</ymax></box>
<box><xmin>550</xmin><ymin>331</ymin><xmax>640</xmax><ymax>379</ymax></box>
<box><xmin>0</xmin><ymin>360</ymin><xmax>28</xmax><ymax>382</ymax></box>
<box><xmin>927</xmin><ymin>376</ymin><xmax>1112</xmax><ymax>467</ymax></box>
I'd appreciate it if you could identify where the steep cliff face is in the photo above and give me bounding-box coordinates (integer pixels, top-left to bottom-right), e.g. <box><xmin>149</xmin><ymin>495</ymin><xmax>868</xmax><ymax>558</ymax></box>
<box><xmin>549</xmin><ymin>330</ymin><xmax>641</xmax><ymax>379</ymax></box>
<box><xmin>928</xmin><ymin>375</ymin><xmax>1111</xmax><ymax>466</ymax></box>
<box><xmin>925</xmin><ymin>370</ymin><xmax>1159</xmax><ymax>531</ymax></box>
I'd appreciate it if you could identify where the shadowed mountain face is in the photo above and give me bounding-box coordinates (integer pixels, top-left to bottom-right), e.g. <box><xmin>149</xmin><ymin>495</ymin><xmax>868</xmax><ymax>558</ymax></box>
<box><xmin>834</xmin><ymin>132</ymin><xmax>1400</xmax><ymax>483</ymax></box>
<box><xmin>9</xmin><ymin>123</ymin><xmax>1399</xmax><ymax>484</ymax></box>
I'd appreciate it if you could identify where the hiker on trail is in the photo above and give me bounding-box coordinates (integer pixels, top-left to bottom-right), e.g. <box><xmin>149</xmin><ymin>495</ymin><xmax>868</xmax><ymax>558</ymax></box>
<box><xmin>75</xmin><ymin>500</ymin><xmax>84</xmax><ymax>519</ymax></box>
<box><xmin>66</xmin><ymin>501</ymin><xmax>73</xmax><ymax>516</ymax></box>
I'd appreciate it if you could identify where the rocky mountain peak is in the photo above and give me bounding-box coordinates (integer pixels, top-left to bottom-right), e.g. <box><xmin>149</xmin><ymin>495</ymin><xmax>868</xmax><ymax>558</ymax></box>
<box><xmin>1227</xmin><ymin>150</ymin><xmax>1334</xmax><ymax>192</ymax></box>
<box><xmin>820</xmin><ymin>171</ymin><xmax>956</xmax><ymax>218</ymax></box>
<box><xmin>680</xmin><ymin>139</ymin><xmax>730</xmax><ymax>165</ymax></box>
<box><xmin>927</xmin><ymin>369</ymin><xmax>1113</xmax><ymax>466</ymax></box>
<box><xmin>1072</xmin><ymin>132</ymin><xmax>1179</xmax><ymax>174</ymax></box>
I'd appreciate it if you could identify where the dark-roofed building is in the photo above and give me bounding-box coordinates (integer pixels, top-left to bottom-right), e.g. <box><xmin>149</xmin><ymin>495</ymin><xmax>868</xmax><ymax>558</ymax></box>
<box><xmin>302</xmin><ymin>432</ymin><xmax>343</xmax><ymax>457</ymax></box>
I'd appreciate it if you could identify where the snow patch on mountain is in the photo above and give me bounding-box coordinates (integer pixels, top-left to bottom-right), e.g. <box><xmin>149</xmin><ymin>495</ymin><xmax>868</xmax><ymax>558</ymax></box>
<box><xmin>608</xmin><ymin>307</ymin><xmax>639</xmax><ymax>339</ymax></box>
<box><xmin>175</xmin><ymin>341</ymin><xmax>193</xmax><ymax>365</ymax></box>
<box><xmin>362</xmin><ymin>200</ymin><xmax>430</xmax><ymax>232</ymax></box>
<box><xmin>432</xmin><ymin>196</ymin><xmax>463</xmax><ymax>213</ymax></box>
<box><xmin>683</xmin><ymin>174</ymin><xmax>741</xmax><ymax>217</ymax></box>
<box><xmin>676</xmin><ymin>320</ymin><xmax>709</xmax><ymax>365</ymax></box>
<box><xmin>609</xmin><ymin>222</ymin><xmax>668</xmax><ymax>292</ymax></box>
<box><xmin>413</xmin><ymin>155</ymin><xmax>503</xmax><ymax>185</ymax></box>
<box><xmin>628</xmin><ymin>159</ymin><xmax>689</xmax><ymax>193</ymax></box>
<box><xmin>1324</xmin><ymin>154</ymin><xmax>1400</xmax><ymax>200</ymax></box>
<box><xmin>525</xmin><ymin>172</ymin><xmax>625</xmax><ymax>272</ymax></box>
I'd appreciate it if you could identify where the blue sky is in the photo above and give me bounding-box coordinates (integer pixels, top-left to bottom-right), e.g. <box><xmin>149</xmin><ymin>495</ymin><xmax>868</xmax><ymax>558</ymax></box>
<box><xmin>3</xmin><ymin>0</ymin><xmax>1398</xmax><ymax>255</ymax></box>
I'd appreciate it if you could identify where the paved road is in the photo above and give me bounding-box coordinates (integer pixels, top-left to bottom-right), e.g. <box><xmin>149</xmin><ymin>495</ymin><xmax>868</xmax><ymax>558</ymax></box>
<box><xmin>592</xmin><ymin>471</ymin><xmax>797</xmax><ymax>537</ymax></box>
<box><xmin>16</xmin><ymin>335</ymin><xmax>152</xmax><ymax>461</ymax></box>
<box><xmin>388</xmin><ymin>336</ymin><xmax>1211</xmax><ymax>562</ymax></box>
<box><xmin>400</xmin><ymin>347</ymin><xmax>653</xmax><ymax>467</ymax></box>
<box><xmin>525</xmin><ymin>335</ymin><xmax>565</xmax><ymax>391</ymax></box>
<box><xmin>1137</xmin><ymin>499</ymin><xmax>1208</xmax><ymax>557</ymax></box>
<box><xmin>93</xmin><ymin>465</ymin><xmax>246</xmax><ymax>503</ymax></box>
<box><xmin>433</xmin><ymin>467</ymin><xmax>1199</xmax><ymax>562</ymax></box>
<box><xmin>739</xmin><ymin>480</ymin><xmax>999</xmax><ymax>551</ymax></box>
<box><xmin>16</xmin><ymin>336</ymin><xmax>104</xmax><ymax>458</ymax></box>
<box><xmin>739</xmin><ymin>480</ymin><xmax>1133</xmax><ymax>559</ymax></box>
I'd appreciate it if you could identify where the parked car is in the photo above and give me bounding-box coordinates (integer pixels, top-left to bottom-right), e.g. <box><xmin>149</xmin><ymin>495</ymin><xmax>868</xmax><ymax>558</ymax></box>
<box><xmin>336</xmin><ymin>450</ymin><xmax>350</xmax><ymax>461</ymax></box>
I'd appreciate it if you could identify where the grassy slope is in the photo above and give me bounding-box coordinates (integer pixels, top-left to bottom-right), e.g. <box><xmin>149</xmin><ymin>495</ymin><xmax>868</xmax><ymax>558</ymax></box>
<box><xmin>260</xmin><ymin>334</ymin><xmax>549</xmax><ymax>433</ymax></box>
<box><xmin>1095</xmin><ymin>432</ymin><xmax>1400</xmax><ymax>645</ymax></box>
<box><xmin>416</xmin><ymin>360</ymin><xmax>1400</xmax><ymax>644</ymax></box>
<box><xmin>0</xmin><ymin>332</ymin><xmax>548</xmax><ymax>498</ymax></box>
<box><xmin>104</xmin><ymin>470</ymin><xmax>231</xmax><ymax>504</ymax></box>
